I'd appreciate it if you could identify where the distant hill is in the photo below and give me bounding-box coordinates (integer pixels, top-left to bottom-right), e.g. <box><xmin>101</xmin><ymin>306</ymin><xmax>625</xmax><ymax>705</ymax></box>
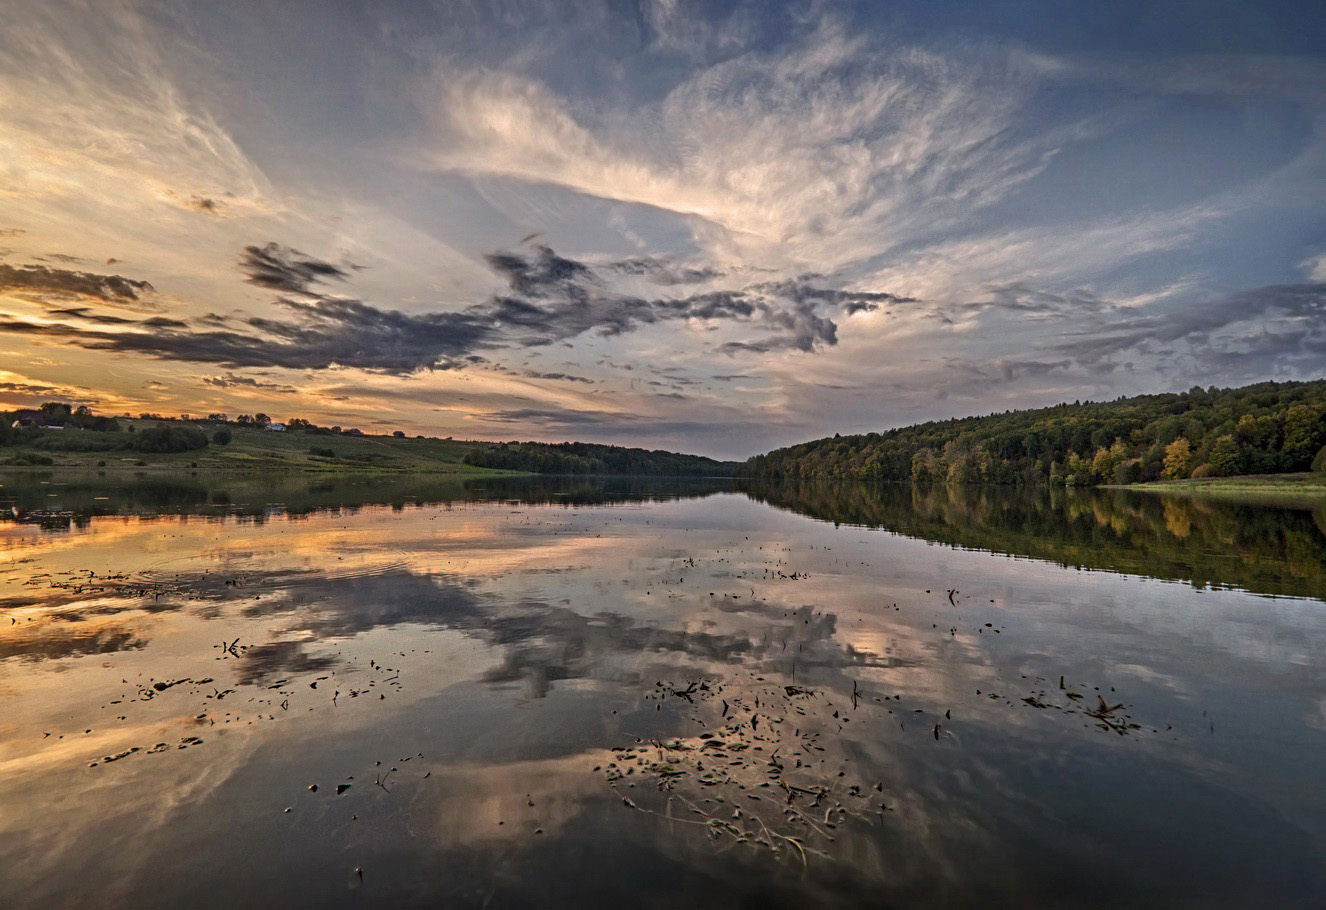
<box><xmin>463</xmin><ymin>440</ymin><xmax>737</xmax><ymax>477</ymax></box>
<box><xmin>739</xmin><ymin>379</ymin><xmax>1326</xmax><ymax>485</ymax></box>
<box><xmin>0</xmin><ymin>404</ymin><xmax>734</xmax><ymax>476</ymax></box>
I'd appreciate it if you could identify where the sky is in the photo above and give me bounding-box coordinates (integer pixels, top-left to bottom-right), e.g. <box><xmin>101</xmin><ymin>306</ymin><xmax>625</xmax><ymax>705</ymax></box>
<box><xmin>1</xmin><ymin>0</ymin><xmax>1324</xmax><ymax>459</ymax></box>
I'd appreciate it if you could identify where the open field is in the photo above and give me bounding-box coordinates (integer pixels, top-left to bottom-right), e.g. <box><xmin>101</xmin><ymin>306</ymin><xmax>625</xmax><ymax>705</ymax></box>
<box><xmin>1</xmin><ymin>420</ymin><xmax>519</xmax><ymax>475</ymax></box>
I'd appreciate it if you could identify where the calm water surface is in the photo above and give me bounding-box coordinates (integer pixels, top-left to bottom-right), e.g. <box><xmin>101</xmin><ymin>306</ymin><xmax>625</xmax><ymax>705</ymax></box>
<box><xmin>2</xmin><ymin>473</ymin><xmax>1325</xmax><ymax>908</ymax></box>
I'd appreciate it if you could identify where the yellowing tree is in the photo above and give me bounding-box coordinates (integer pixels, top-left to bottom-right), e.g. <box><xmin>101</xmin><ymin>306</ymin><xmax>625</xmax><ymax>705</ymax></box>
<box><xmin>1163</xmin><ymin>437</ymin><xmax>1195</xmax><ymax>479</ymax></box>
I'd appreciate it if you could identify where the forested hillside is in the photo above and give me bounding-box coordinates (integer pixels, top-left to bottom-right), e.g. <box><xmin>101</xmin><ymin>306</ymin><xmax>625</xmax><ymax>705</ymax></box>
<box><xmin>740</xmin><ymin>380</ymin><xmax>1326</xmax><ymax>485</ymax></box>
<box><xmin>463</xmin><ymin>440</ymin><xmax>737</xmax><ymax>476</ymax></box>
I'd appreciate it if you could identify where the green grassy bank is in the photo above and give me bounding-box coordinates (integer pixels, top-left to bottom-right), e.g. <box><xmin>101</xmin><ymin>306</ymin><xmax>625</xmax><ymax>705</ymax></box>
<box><xmin>1</xmin><ymin>420</ymin><xmax>518</xmax><ymax>475</ymax></box>
<box><xmin>1119</xmin><ymin>472</ymin><xmax>1326</xmax><ymax>501</ymax></box>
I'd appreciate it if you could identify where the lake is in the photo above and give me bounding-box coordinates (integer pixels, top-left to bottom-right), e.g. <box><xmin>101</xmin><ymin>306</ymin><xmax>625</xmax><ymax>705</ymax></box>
<box><xmin>2</xmin><ymin>473</ymin><xmax>1325</xmax><ymax>908</ymax></box>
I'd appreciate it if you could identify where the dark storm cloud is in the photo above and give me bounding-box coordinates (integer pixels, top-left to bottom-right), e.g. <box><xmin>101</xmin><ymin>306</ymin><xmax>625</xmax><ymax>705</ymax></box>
<box><xmin>608</xmin><ymin>256</ymin><xmax>724</xmax><ymax>285</ymax></box>
<box><xmin>0</xmin><ymin>379</ymin><xmax>88</xmax><ymax>398</ymax></box>
<box><xmin>0</xmin><ymin>262</ymin><xmax>153</xmax><ymax>303</ymax></box>
<box><xmin>748</xmin><ymin>279</ymin><xmax>915</xmax><ymax>310</ymax></box>
<box><xmin>239</xmin><ymin>242</ymin><xmax>350</xmax><ymax>294</ymax></box>
<box><xmin>485</xmin><ymin>244</ymin><xmax>594</xmax><ymax>296</ymax></box>
<box><xmin>202</xmin><ymin>373</ymin><xmax>297</xmax><ymax>393</ymax></box>
<box><xmin>44</xmin><ymin>306</ymin><xmax>138</xmax><ymax>325</ymax></box>
<box><xmin>519</xmin><ymin>369</ymin><xmax>596</xmax><ymax>384</ymax></box>
<box><xmin>483</xmin><ymin>406</ymin><xmax>631</xmax><ymax>426</ymax></box>
<box><xmin>0</xmin><ymin>303</ymin><xmax>493</xmax><ymax>372</ymax></box>
<box><xmin>475</xmin><ymin>251</ymin><xmax>905</xmax><ymax>354</ymax></box>
<box><xmin>0</xmin><ymin>243</ymin><xmax>912</xmax><ymax>373</ymax></box>
<box><xmin>1055</xmin><ymin>282</ymin><xmax>1326</xmax><ymax>366</ymax></box>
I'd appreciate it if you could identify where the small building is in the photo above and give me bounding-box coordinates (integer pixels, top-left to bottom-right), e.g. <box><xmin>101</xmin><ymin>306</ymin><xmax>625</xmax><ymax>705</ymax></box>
<box><xmin>265</xmin><ymin>423</ymin><xmax>287</xmax><ymax>432</ymax></box>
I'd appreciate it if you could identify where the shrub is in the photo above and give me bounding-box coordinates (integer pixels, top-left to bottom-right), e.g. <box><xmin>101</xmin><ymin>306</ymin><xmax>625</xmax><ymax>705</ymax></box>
<box><xmin>1190</xmin><ymin>463</ymin><xmax>1217</xmax><ymax>479</ymax></box>
<box><xmin>212</xmin><ymin>428</ymin><xmax>232</xmax><ymax>445</ymax></box>
<box><xmin>131</xmin><ymin>425</ymin><xmax>209</xmax><ymax>453</ymax></box>
<box><xmin>308</xmin><ymin>446</ymin><xmax>336</xmax><ymax>458</ymax></box>
<box><xmin>3</xmin><ymin>453</ymin><xmax>54</xmax><ymax>466</ymax></box>
<box><xmin>1112</xmin><ymin>458</ymin><xmax>1143</xmax><ymax>484</ymax></box>
<box><xmin>1314</xmin><ymin>446</ymin><xmax>1326</xmax><ymax>475</ymax></box>
<box><xmin>32</xmin><ymin>430</ymin><xmax>121</xmax><ymax>452</ymax></box>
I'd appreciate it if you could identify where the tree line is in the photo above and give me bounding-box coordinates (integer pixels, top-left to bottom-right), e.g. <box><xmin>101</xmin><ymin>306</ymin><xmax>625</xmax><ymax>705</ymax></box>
<box><xmin>738</xmin><ymin>380</ymin><xmax>1326</xmax><ymax>485</ymax></box>
<box><xmin>1</xmin><ymin>403</ymin><xmax>210</xmax><ymax>459</ymax></box>
<box><xmin>463</xmin><ymin>440</ymin><xmax>737</xmax><ymax>476</ymax></box>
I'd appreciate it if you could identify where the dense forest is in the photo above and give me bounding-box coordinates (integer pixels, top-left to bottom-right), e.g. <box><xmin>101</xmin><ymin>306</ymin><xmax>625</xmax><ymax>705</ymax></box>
<box><xmin>463</xmin><ymin>440</ymin><xmax>737</xmax><ymax>476</ymax></box>
<box><xmin>739</xmin><ymin>380</ymin><xmax>1326</xmax><ymax>485</ymax></box>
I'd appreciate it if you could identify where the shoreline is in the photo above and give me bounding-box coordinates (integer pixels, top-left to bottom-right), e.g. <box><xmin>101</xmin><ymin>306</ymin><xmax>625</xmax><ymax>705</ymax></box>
<box><xmin>1111</xmin><ymin>472</ymin><xmax>1326</xmax><ymax>500</ymax></box>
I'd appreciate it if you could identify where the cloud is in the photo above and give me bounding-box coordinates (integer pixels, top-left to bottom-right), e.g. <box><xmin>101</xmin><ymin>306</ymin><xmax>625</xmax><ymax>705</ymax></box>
<box><xmin>427</xmin><ymin>24</ymin><xmax>1063</xmax><ymax>272</ymax></box>
<box><xmin>1301</xmin><ymin>251</ymin><xmax>1326</xmax><ymax>282</ymax></box>
<box><xmin>607</xmin><ymin>256</ymin><xmax>724</xmax><ymax>285</ymax></box>
<box><xmin>43</xmin><ymin>307</ymin><xmax>139</xmax><ymax>325</ymax></box>
<box><xmin>202</xmin><ymin>373</ymin><xmax>297</xmax><ymax>393</ymax></box>
<box><xmin>994</xmin><ymin>359</ymin><xmax>1074</xmax><ymax>382</ymax></box>
<box><xmin>485</xmin><ymin>245</ymin><xmax>594</xmax><ymax>296</ymax></box>
<box><xmin>0</xmin><ymin>240</ymin><xmax>944</xmax><ymax>382</ymax></box>
<box><xmin>0</xmin><ymin>301</ymin><xmax>494</xmax><ymax>373</ymax></box>
<box><xmin>1054</xmin><ymin>282</ymin><xmax>1326</xmax><ymax>367</ymax></box>
<box><xmin>519</xmin><ymin>370</ymin><xmax>596</xmax><ymax>384</ymax></box>
<box><xmin>0</xmin><ymin>242</ymin><xmax>913</xmax><ymax>373</ymax></box>
<box><xmin>0</xmin><ymin>366</ymin><xmax>94</xmax><ymax>403</ymax></box>
<box><xmin>0</xmin><ymin>379</ymin><xmax>90</xmax><ymax>400</ymax></box>
<box><xmin>185</xmin><ymin>195</ymin><xmax>225</xmax><ymax>214</ymax></box>
<box><xmin>239</xmin><ymin>243</ymin><xmax>351</xmax><ymax>295</ymax></box>
<box><xmin>478</xmin><ymin>247</ymin><xmax>906</xmax><ymax>353</ymax></box>
<box><xmin>0</xmin><ymin>263</ymin><xmax>154</xmax><ymax>304</ymax></box>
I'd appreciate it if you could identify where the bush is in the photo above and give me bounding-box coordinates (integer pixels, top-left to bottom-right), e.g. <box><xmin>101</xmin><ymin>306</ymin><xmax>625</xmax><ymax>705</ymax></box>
<box><xmin>3</xmin><ymin>453</ymin><xmax>54</xmax><ymax>466</ymax></box>
<box><xmin>1190</xmin><ymin>463</ymin><xmax>1217</xmax><ymax>479</ymax></box>
<box><xmin>131</xmin><ymin>425</ymin><xmax>209</xmax><ymax>453</ymax></box>
<box><xmin>32</xmin><ymin>430</ymin><xmax>122</xmax><ymax>452</ymax></box>
<box><xmin>1112</xmin><ymin>458</ymin><xmax>1143</xmax><ymax>484</ymax></box>
<box><xmin>212</xmin><ymin>429</ymin><xmax>232</xmax><ymax>445</ymax></box>
<box><xmin>308</xmin><ymin>446</ymin><xmax>336</xmax><ymax>458</ymax></box>
<box><xmin>1314</xmin><ymin>446</ymin><xmax>1326</xmax><ymax>475</ymax></box>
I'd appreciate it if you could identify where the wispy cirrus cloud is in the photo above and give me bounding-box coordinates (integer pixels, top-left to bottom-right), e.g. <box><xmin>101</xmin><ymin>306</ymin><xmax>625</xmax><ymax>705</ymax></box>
<box><xmin>426</xmin><ymin>23</ymin><xmax>1069</xmax><ymax>273</ymax></box>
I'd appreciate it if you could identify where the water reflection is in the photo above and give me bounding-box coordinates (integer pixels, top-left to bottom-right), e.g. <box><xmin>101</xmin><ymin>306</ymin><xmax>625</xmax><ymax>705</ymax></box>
<box><xmin>0</xmin><ymin>471</ymin><xmax>732</xmax><ymax>529</ymax></box>
<box><xmin>1</xmin><ymin>475</ymin><xmax>1324</xmax><ymax>907</ymax></box>
<box><xmin>743</xmin><ymin>480</ymin><xmax>1326</xmax><ymax>601</ymax></box>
